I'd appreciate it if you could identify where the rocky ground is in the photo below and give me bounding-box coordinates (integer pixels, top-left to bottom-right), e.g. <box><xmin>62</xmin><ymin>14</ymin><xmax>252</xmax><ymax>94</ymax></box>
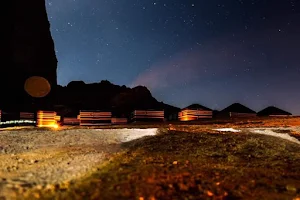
<box><xmin>0</xmin><ymin>117</ymin><xmax>300</xmax><ymax>199</ymax></box>
<box><xmin>0</xmin><ymin>128</ymin><xmax>157</xmax><ymax>199</ymax></box>
<box><xmin>64</xmin><ymin>127</ymin><xmax>300</xmax><ymax>200</ymax></box>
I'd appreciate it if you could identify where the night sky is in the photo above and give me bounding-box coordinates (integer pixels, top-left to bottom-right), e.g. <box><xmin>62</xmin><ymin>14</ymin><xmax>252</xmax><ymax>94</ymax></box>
<box><xmin>46</xmin><ymin>0</ymin><xmax>300</xmax><ymax>114</ymax></box>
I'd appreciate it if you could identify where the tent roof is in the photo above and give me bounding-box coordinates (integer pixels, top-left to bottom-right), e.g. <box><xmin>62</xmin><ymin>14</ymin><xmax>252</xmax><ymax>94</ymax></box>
<box><xmin>257</xmin><ymin>106</ymin><xmax>292</xmax><ymax>116</ymax></box>
<box><xmin>221</xmin><ymin>103</ymin><xmax>256</xmax><ymax>114</ymax></box>
<box><xmin>183</xmin><ymin>104</ymin><xmax>212</xmax><ymax>111</ymax></box>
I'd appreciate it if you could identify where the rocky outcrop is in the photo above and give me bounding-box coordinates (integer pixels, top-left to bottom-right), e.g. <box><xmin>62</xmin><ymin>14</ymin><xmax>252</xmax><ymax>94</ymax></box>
<box><xmin>55</xmin><ymin>80</ymin><xmax>179</xmax><ymax>118</ymax></box>
<box><xmin>1</xmin><ymin>0</ymin><xmax>57</xmax><ymax>111</ymax></box>
<box><xmin>1</xmin><ymin>0</ymin><xmax>177</xmax><ymax>116</ymax></box>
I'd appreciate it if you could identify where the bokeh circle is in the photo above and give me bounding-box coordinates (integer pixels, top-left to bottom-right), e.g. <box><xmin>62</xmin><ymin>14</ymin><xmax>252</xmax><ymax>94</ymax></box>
<box><xmin>24</xmin><ymin>76</ymin><xmax>51</xmax><ymax>98</ymax></box>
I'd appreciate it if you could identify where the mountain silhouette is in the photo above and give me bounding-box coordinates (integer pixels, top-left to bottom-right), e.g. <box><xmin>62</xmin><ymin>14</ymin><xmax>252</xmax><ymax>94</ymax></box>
<box><xmin>55</xmin><ymin>80</ymin><xmax>180</xmax><ymax>118</ymax></box>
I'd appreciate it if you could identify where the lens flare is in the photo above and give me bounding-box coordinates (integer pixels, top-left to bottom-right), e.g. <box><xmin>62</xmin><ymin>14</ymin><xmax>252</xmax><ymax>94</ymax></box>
<box><xmin>24</xmin><ymin>76</ymin><xmax>51</xmax><ymax>98</ymax></box>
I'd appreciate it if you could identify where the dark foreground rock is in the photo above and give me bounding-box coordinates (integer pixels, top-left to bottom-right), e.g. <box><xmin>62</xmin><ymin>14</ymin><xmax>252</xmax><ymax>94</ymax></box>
<box><xmin>1</xmin><ymin>0</ymin><xmax>57</xmax><ymax>111</ymax></box>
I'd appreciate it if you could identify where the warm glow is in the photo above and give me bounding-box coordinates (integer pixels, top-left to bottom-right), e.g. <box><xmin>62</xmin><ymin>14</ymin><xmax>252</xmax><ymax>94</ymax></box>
<box><xmin>179</xmin><ymin>115</ymin><xmax>197</xmax><ymax>121</ymax></box>
<box><xmin>55</xmin><ymin>115</ymin><xmax>61</xmax><ymax>121</ymax></box>
<box><xmin>37</xmin><ymin>111</ymin><xmax>59</xmax><ymax>129</ymax></box>
<box><xmin>181</xmin><ymin>116</ymin><xmax>192</xmax><ymax>121</ymax></box>
<box><xmin>178</xmin><ymin>109</ymin><xmax>213</xmax><ymax>121</ymax></box>
<box><xmin>37</xmin><ymin>123</ymin><xmax>59</xmax><ymax>129</ymax></box>
<box><xmin>52</xmin><ymin>123</ymin><xmax>59</xmax><ymax>129</ymax></box>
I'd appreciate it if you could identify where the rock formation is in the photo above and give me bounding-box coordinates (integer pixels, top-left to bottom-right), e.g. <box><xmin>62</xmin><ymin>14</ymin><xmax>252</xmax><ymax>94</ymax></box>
<box><xmin>54</xmin><ymin>80</ymin><xmax>180</xmax><ymax>118</ymax></box>
<box><xmin>1</xmin><ymin>0</ymin><xmax>57</xmax><ymax>111</ymax></box>
<box><xmin>1</xmin><ymin>0</ymin><xmax>178</xmax><ymax>117</ymax></box>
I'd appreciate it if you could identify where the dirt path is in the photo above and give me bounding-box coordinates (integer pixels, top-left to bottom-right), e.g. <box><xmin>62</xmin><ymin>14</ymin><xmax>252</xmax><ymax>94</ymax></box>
<box><xmin>0</xmin><ymin>128</ymin><xmax>157</xmax><ymax>199</ymax></box>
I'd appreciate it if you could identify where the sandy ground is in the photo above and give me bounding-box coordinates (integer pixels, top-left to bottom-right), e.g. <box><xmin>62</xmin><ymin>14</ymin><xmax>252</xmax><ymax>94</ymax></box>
<box><xmin>0</xmin><ymin>120</ymin><xmax>299</xmax><ymax>199</ymax></box>
<box><xmin>0</xmin><ymin>128</ymin><xmax>157</xmax><ymax>199</ymax></box>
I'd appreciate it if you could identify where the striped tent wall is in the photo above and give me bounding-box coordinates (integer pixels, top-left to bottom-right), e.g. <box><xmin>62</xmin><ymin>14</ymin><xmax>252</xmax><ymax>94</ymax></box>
<box><xmin>269</xmin><ymin>115</ymin><xmax>291</xmax><ymax>117</ymax></box>
<box><xmin>111</xmin><ymin>118</ymin><xmax>128</xmax><ymax>125</ymax></box>
<box><xmin>0</xmin><ymin>111</ymin><xmax>36</xmax><ymax>127</ymax></box>
<box><xmin>178</xmin><ymin>109</ymin><xmax>213</xmax><ymax>121</ymax></box>
<box><xmin>20</xmin><ymin>112</ymin><xmax>35</xmax><ymax>121</ymax></box>
<box><xmin>229</xmin><ymin>112</ymin><xmax>257</xmax><ymax>118</ymax></box>
<box><xmin>55</xmin><ymin>115</ymin><xmax>61</xmax><ymax>122</ymax></box>
<box><xmin>79</xmin><ymin>111</ymin><xmax>112</xmax><ymax>126</ymax></box>
<box><xmin>37</xmin><ymin>111</ymin><xmax>57</xmax><ymax>128</ymax></box>
<box><xmin>63</xmin><ymin>117</ymin><xmax>80</xmax><ymax>125</ymax></box>
<box><xmin>131</xmin><ymin>110</ymin><xmax>164</xmax><ymax>122</ymax></box>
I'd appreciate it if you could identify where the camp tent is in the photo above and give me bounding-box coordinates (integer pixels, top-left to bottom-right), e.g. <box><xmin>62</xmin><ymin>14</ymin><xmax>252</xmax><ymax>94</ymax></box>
<box><xmin>178</xmin><ymin>104</ymin><xmax>213</xmax><ymax>121</ymax></box>
<box><xmin>257</xmin><ymin>106</ymin><xmax>292</xmax><ymax>117</ymax></box>
<box><xmin>218</xmin><ymin>103</ymin><xmax>256</xmax><ymax>118</ymax></box>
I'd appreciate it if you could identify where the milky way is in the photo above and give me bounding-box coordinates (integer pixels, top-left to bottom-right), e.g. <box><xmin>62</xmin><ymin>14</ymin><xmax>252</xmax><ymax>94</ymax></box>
<box><xmin>46</xmin><ymin>0</ymin><xmax>300</xmax><ymax>114</ymax></box>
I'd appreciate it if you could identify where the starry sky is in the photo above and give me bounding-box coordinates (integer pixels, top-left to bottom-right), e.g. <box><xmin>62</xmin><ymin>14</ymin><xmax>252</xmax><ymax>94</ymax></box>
<box><xmin>46</xmin><ymin>0</ymin><xmax>300</xmax><ymax>114</ymax></box>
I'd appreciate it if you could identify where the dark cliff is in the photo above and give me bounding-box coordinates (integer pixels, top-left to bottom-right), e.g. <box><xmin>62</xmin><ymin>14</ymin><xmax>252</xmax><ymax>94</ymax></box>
<box><xmin>1</xmin><ymin>0</ymin><xmax>57</xmax><ymax>111</ymax></box>
<box><xmin>2</xmin><ymin>1</ymin><xmax>178</xmax><ymax>117</ymax></box>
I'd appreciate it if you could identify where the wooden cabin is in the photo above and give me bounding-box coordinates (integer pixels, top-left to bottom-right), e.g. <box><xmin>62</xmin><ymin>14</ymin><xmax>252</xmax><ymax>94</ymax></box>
<box><xmin>178</xmin><ymin>104</ymin><xmax>213</xmax><ymax>121</ymax></box>
<box><xmin>257</xmin><ymin>106</ymin><xmax>292</xmax><ymax>117</ymax></box>
<box><xmin>218</xmin><ymin>103</ymin><xmax>256</xmax><ymax>118</ymax></box>
<box><xmin>131</xmin><ymin>110</ymin><xmax>164</xmax><ymax>122</ymax></box>
<box><xmin>79</xmin><ymin>110</ymin><xmax>112</xmax><ymax>126</ymax></box>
